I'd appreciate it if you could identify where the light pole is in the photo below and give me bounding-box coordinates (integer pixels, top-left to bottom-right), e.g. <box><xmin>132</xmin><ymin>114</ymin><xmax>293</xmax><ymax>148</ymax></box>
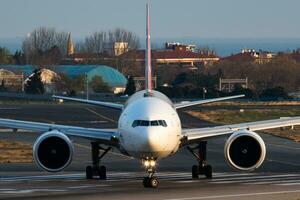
<box><xmin>86</xmin><ymin>73</ymin><xmax>89</xmax><ymax>100</ymax></box>
<box><xmin>203</xmin><ymin>87</ymin><xmax>207</xmax><ymax>99</ymax></box>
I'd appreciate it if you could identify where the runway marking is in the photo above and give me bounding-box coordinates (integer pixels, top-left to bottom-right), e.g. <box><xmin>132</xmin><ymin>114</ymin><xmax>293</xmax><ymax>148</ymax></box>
<box><xmin>86</xmin><ymin>108</ymin><xmax>116</xmax><ymax>123</ymax></box>
<box><xmin>211</xmin><ymin>174</ymin><xmax>298</xmax><ymax>183</ymax></box>
<box><xmin>0</xmin><ymin>108</ymin><xmax>20</xmax><ymax>110</ymax></box>
<box><xmin>0</xmin><ymin>189</ymin><xmax>67</xmax><ymax>194</ymax></box>
<box><xmin>68</xmin><ymin>184</ymin><xmax>110</xmax><ymax>189</ymax></box>
<box><xmin>276</xmin><ymin>182</ymin><xmax>300</xmax><ymax>186</ymax></box>
<box><xmin>0</xmin><ymin>189</ymin><xmax>16</xmax><ymax>191</ymax></box>
<box><xmin>0</xmin><ymin>173</ymin><xmax>84</xmax><ymax>182</ymax></box>
<box><xmin>266</xmin><ymin>159</ymin><xmax>300</xmax><ymax>167</ymax></box>
<box><xmin>164</xmin><ymin>190</ymin><xmax>300</xmax><ymax>200</ymax></box>
<box><xmin>1</xmin><ymin>172</ymin><xmax>300</xmax><ymax>188</ymax></box>
<box><xmin>246</xmin><ymin>179</ymin><xmax>300</xmax><ymax>185</ymax></box>
<box><xmin>268</xmin><ymin>143</ymin><xmax>300</xmax><ymax>150</ymax></box>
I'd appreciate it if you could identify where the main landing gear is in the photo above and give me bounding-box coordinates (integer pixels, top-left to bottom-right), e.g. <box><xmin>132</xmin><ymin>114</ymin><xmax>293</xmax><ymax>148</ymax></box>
<box><xmin>187</xmin><ymin>141</ymin><xmax>212</xmax><ymax>179</ymax></box>
<box><xmin>142</xmin><ymin>159</ymin><xmax>158</xmax><ymax>188</ymax></box>
<box><xmin>86</xmin><ymin>142</ymin><xmax>111</xmax><ymax>180</ymax></box>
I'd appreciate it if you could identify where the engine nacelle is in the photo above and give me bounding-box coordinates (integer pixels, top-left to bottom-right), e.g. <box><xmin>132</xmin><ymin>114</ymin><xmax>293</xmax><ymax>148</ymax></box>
<box><xmin>224</xmin><ymin>130</ymin><xmax>266</xmax><ymax>171</ymax></box>
<box><xmin>33</xmin><ymin>130</ymin><xmax>74</xmax><ymax>172</ymax></box>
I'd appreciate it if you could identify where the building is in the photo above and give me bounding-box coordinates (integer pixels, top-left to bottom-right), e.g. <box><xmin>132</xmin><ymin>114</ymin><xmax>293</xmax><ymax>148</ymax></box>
<box><xmin>120</xmin><ymin>48</ymin><xmax>220</xmax><ymax>68</ymax></box>
<box><xmin>223</xmin><ymin>49</ymin><xmax>275</xmax><ymax>64</ymax></box>
<box><xmin>63</xmin><ymin>34</ymin><xmax>129</xmax><ymax>64</ymax></box>
<box><xmin>112</xmin><ymin>42</ymin><xmax>129</xmax><ymax>56</ymax></box>
<box><xmin>0</xmin><ymin>65</ymin><xmax>127</xmax><ymax>94</ymax></box>
<box><xmin>0</xmin><ymin>69</ymin><xmax>24</xmax><ymax>91</ymax></box>
<box><xmin>165</xmin><ymin>42</ymin><xmax>196</xmax><ymax>52</ymax></box>
<box><xmin>67</xmin><ymin>33</ymin><xmax>75</xmax><ymax>55</ymax></box>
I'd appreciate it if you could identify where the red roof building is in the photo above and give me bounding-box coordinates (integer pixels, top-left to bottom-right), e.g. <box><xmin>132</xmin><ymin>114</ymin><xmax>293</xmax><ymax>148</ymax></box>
<box><xmin>120</xmin><ymin>48</ymin><xmax>220</xmax><ymax>67</ymax></box>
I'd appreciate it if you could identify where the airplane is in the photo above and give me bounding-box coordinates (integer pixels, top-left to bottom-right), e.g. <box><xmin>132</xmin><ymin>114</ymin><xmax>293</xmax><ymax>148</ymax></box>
<box><xmin>1</xmin><ymin>4</ymin><xmax>300</xmax><ymax>188</ymax></box>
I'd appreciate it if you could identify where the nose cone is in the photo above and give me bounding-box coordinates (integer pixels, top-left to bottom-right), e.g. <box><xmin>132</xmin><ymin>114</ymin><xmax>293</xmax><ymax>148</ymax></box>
<box><xmin>141</xmin><ymin>127</ymin><xmax>170</xmax><ymax>154</ymax></box>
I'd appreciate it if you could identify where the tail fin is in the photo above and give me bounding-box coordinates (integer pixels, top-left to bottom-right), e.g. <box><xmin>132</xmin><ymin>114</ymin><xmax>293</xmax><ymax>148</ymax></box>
<box><xmin>145</xmin><ymin>3</ymin><xmax>152</xmax><ymax>96</ymax></box>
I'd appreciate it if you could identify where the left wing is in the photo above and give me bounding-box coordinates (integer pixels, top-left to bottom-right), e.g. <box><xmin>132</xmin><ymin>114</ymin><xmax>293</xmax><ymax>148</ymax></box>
<box><xmin>0</xmin><ymin>118</ymin><xmax>119</xmax><ymax>145</ymax></box>
<box><xmin>53</xmin><ymin>95</ymin><xmax>124</xmax><ymax>110</ymax></box>
<box><xmin>174</xmin><ymin>95</ymin><xmax>245</xmax><ymax>109</ymax></box>
<box><xmin>182</xmin><ymin>116</ymin><xmax>300</xmax><ymax>144</ymax></box>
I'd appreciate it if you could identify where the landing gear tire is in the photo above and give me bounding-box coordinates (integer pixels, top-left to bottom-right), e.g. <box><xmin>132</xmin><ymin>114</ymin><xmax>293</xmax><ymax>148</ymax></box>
<box><xmin>99</xmin><ymin>165</ymin><xmax>107</xmax><ymax>180</ymax></box>
<box><xmin>149</xmin><ymin>177</ymin><xmax>158</xmax><ymax>188</ymax></box>
<box><xmin>86</xmin><ymin>166</ymin><xmax>93</xmax><ymax>179</ymax></box>
<box><xmin>192</xmin><ymin>165</ymin><xmax>199</xmax><ymax>179</ymax></box>
<box><xmin>86</xmin><ymin>142</ymin><xmax>111</xmax><ymax>180</ymax></box>
<box><xmin>143</xmin><ymin>177</ymin><xmax>158</xmax><ymax>188</ymax></box>
<box><xmin>204</xmin><ymin>165</ymin><xmax>212</xmax><ymax>179</ymax></box>
<box><xmin>143</xmin><ymin>177</ymin><xmax>150</xmax><ymax>188</ymax></box>
<box><xmin>187</xmin><ymin>141</ymin><xmax>213</xmax><ymax>179</ymax></box>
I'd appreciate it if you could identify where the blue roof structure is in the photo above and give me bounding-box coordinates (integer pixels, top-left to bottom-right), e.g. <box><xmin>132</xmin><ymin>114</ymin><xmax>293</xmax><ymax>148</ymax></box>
<box><xmin>0</xmin><ymin>65</ymin><xmax>127</xmax><ymax>87</ymax></box>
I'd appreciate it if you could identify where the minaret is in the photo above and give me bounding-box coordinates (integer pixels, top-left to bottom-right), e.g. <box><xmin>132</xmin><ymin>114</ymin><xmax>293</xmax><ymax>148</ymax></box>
<box><xmin>67</xmin><ymin>33</ymin><xmax>74</xmax><ymax>55</ymax></box>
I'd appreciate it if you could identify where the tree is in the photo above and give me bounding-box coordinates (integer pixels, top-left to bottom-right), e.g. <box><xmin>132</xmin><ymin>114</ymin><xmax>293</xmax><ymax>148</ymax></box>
<box><xmin>77</xmin><ymin>28</ymin><xmax>140</xmax><ymax>54</ymax></box>
<box><xmin>24</xmin><ymin>69</ymin><xmax>45</xmax><ymax>94</ymax></box>
<box><xmin>90</xmin><ymin>76</ymin><xmax>111</xmax><ymax>93</ymax></box>
<box><xmin>0</xmin><ymin>47</ymin><xmax>13</xmax><ymax>64</ymax></box>
<box><xmin>260</xmin><ymin>87</ymin><xmax>289</xmax><ymax>99</ymax></box>
<box><xmin>124</xmin><ymin>76</ymin><xmax>136</xmax><ymax>95</ymax></box>
<box><xmin>58</xmin><ymin>74</ymin><xmax>85</xmax><ymax>95</ymax></box>
<box><xmin>13</xmin><ymin>50</ymin><xmax>26</xmax><ymax>64</ymax></box>
<box><xmin>22</xmin><ymin>27</ymin><xmax>68</xmax><ymax>65</ymax></box>
<box><xmin>0</xmin><ymin>79</ymin><xmax>6</xmax><ymax>92</ymax></box>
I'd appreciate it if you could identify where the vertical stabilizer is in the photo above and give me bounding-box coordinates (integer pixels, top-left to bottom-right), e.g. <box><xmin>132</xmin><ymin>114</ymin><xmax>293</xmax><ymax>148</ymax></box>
<box><xmin>145</xmin><ymin>3</ymin><xmax>152</xmax><ymax>96</ymax></box>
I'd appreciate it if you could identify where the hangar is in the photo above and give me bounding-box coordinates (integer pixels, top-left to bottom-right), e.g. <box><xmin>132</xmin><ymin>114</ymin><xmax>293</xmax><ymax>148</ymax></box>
<box><xmin>0</xmin><ymin>65</ymin><xmax>127</xmax><ymax>94</ymax></box>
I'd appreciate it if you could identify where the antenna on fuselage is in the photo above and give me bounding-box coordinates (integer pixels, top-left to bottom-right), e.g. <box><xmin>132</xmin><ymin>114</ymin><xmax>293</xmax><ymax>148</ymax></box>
<box><xmin>144</xmin><ymin>3</ymin><xmax>153</xmax><ymax>97</ymax></box>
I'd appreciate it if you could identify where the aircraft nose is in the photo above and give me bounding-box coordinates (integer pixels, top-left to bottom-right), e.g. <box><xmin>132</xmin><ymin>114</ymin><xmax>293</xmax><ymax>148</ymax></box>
<box><xmin>144</xmin><ymin>128</ymin><xmax>164</xmax><ymax>151</ymax></box>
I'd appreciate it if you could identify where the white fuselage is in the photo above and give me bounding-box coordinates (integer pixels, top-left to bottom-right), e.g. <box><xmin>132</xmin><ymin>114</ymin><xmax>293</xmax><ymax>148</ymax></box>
<box><xmin>118</xmin><ymin>90</ymin><xmax>181</xmax><ymax>160</ymax></box>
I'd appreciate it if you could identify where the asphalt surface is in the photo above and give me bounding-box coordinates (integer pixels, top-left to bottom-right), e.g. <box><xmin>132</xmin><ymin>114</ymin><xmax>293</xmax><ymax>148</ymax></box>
<box><xmin>0</xmin><ymin>103</ymin><xmax>300</xmax><ymax>200</ymax></box>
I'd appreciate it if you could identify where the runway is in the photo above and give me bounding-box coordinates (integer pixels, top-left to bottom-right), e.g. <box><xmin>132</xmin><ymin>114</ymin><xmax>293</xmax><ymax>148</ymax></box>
<box><xmin>1</xmin><ymin>171</ymin><xmax>300</xmax><ymax>199</ymax></box>
<box><xmin>0</xmin><ymin>103</ymin><xmax>300</xmax><ymax>199</ymax></box>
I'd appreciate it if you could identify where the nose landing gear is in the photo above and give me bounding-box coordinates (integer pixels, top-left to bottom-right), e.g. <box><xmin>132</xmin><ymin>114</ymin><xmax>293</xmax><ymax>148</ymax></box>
<box><xmin>142</xmin><ymin>159</ymin><xmax>158</xmax><ymax>188</ymax></box>
<box><xmin>187</xmin><ymin>141</ymin><xmax>212</xmax><ymax>179</ymax></box>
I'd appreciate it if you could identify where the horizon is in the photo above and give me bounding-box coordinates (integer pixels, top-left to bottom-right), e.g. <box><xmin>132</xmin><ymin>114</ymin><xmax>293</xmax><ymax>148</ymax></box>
<box><xmin>1</xmin><ymin>37</ymin><xmax>300</xmax><ymax>57</ymax></box>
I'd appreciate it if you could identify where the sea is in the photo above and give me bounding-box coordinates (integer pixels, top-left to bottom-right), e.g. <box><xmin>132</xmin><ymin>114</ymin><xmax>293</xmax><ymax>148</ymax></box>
<box><xmin>1</xmin><ymin>37</ymin><xmax>300</xmax><ymax>57</ymax></box>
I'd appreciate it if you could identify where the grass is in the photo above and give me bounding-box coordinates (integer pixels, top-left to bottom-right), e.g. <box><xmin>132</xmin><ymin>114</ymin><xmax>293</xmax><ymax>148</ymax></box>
<box><xmin>186</xmin><ymin>108</ymin><xmax>300</xmax><ymax>142</ymax></box>
<box><xmin>0</xmin><ymin>140</ymin><xmax>32</xmax><ymax>163</ymax></box>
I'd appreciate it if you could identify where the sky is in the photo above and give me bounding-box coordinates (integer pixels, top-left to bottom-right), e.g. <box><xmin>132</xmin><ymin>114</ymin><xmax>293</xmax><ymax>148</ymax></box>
<box><xmin>0</xmin><ymin>0</ymin><xmax>299</xmax><ymax>39</ymax></box>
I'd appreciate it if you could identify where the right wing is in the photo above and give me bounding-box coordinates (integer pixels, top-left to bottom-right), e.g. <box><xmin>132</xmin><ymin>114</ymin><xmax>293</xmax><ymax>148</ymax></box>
<box><xmin>182</xmin><ymin>116</ymin><xmax>300</xmax><ymax>144</ymax></box>
<box><xmin>53</xmin><ymin>95</ymin><xmax>123</xmax><ymax>110</ymax></box>
<box><xmin>0</xmin><ymin>118</ymin><xmax>119</xmax><ymax>146</ymax></box>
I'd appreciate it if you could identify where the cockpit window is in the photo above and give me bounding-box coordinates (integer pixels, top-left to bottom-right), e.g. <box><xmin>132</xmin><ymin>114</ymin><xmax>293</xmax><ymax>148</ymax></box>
<box><xmin>132</xmin><ymin>120</ymin><xmax>139</xmax><ymax>127</ymax></box>
<box><xmin>132</xmin><ymin>120</ymin><xmax>167</xmax><ymax>128</ymax></box>
<box><xmin>150</xmin><ymin>120</ymin><xmax>159</xmax><ymax>126</ymax></box>
<box><xmin>158</xmin><ymin>120</ymin><xmax>167</xmax><ymax>127</ymax></box>
<box><xmin>141</xmin><ymin>120</ymin><xmax>150</xmax><ymax>126</ymax></box>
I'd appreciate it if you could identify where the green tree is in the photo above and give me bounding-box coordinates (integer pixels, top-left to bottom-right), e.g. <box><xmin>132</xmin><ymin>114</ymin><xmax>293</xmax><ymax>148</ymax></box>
<box><xmin>59</xmin><ymin>74</ymin><xmax>85</xmax><ymax>95</ymax></box>
<box><xmin>24</xmin><ymin>69</ymin><xmax>45</xmax><ymax>94</ymax></box>
<box><xmin>124</xmin><ymin>76</ymin><xmax>136</xmax><ymax>95</ymax></box>
<box><xmin>90</xmin><ymin>76</ymin><xmax>110</xmax><ymax>93</ymax></box>
<box><xmin>0</xmin><ymin>47</ymin><xmax>13</xmax><ymax>64</ymax></box>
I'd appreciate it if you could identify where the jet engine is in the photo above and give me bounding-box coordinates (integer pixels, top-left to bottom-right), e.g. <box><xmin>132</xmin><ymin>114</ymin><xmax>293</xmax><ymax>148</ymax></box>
<box><xmin>33</xmin><ymin>130</ymin><xmax>74</xmax><ymax>172</ymax></box>
<box><xmin>224</xmin><ymin>130</ymin><xmax>266</xmax><ymax>171</ymax></box>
